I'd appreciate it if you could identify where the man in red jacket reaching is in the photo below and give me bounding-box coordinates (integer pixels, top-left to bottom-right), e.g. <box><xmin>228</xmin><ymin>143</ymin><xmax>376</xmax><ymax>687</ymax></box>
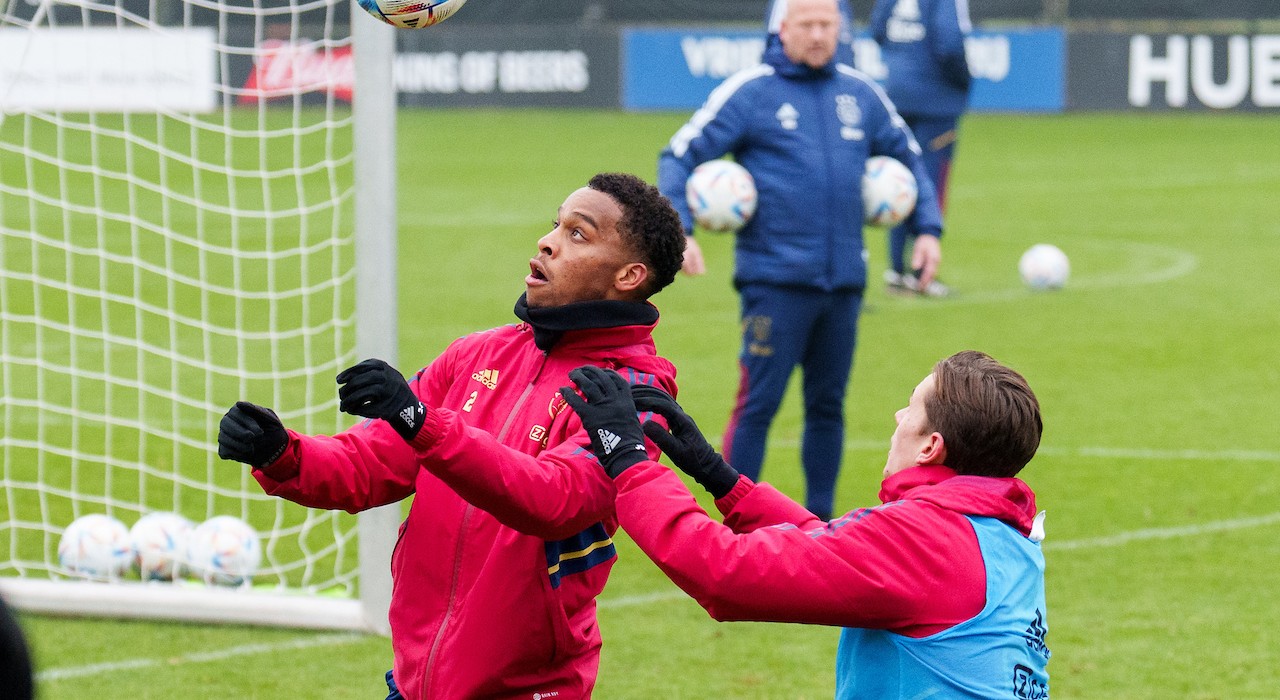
<box><xmin>216</xmin><ymin>172</ymin><xmax>686</xmax><ymax>699</ymax></box>
<box><xmin>562</xmin><ymin>351</ymin><xmax>1049</xmax><ymax>698</ymax></box>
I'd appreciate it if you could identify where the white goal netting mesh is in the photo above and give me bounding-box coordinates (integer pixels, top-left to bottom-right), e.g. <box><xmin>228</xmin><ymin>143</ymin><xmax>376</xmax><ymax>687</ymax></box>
<box><xmin>0</xmin><ymin>0</ymin><xmax>364</xmax><ymax>599</ymax></box>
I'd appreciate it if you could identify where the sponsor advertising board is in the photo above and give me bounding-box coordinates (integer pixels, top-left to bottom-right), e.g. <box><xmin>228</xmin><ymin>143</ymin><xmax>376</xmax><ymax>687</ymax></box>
<box><xmin>622</xmin><ymin>27</ymin><xmax>1066</xmax><ymax>112</ymax></box>
<box><xmin>1068</xmin><ymin>32</ymin><xmax>1280</xmax><ymax>110</ymax></box>
<box><xmin>395</xmin><ymin>26</ymin><xmax>618</xmax><ymax>108</ymax></box>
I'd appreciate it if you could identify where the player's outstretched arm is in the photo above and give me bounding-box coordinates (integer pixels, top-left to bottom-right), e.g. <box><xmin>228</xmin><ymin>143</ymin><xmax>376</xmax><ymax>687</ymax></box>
<box><xmin>218</xmin><ymin>401</ymin><xmax>288</xmax><ymax>468</ymax></box>
<box><xmin>628</xmin><ymin>385</ymin><xmax>740</xmax><ymax>499</ymax></box>
<box><xmin>630</xmin><ymin>385</ymin><xmax>821</xmax><ymax>532</ymax></box>
<box><xmin>218</xmin><ymin>396</ymin><xmax>419</xmax><ymax>512</ymax></box>
<box><xmin>336</xmin><ymin>358</ymin><xmax>427</xmax><ymax>442</ymax></box>
<box><xmin>559</xmin><ymin>366</ymin><xmax>650</xmax><ymax>478</ymax></box>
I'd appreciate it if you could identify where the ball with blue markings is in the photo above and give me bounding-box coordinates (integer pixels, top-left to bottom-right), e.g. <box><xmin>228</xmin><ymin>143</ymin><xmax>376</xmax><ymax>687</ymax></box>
<box><xmin>686</xmin><ymin>159</ymin><xmax>758</xmax><ymax>233</ymax></box>
<box><xmin>862</xmin><ymin>155</ymin><xmax>918</xmax><ymax>227</ymax></box>
<box><xmin>130</xmin><ymin>512</ymin><xmax>194</xmax><ymax>582</ymax></box>
<box><xmin>58</xmin><ymin>513</ymin><xmax>134</xmax><ymax>581</ymax></box>
<box><xmin>186</xmin><ymin>515</ymin><xmax>262</xmax><ymax>587</ymax></box>
<box><xmin>356</xmin><ymin>0</ymin><xmax>467</xmax><ymax>29</ymax></box>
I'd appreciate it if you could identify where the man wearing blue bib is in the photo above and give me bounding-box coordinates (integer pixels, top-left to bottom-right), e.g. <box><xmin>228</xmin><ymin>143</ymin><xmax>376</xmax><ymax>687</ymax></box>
<box><xmin>563</xmin><ymin>351</ymin><xmax>1050</xmax><ymax>699</ymax></box>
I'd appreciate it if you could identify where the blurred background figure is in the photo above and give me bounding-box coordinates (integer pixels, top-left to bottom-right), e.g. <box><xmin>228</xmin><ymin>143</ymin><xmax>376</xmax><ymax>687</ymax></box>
<box><xmin>870</xmin><ymin>0</ymin><xmax>973</xmax><ymax>297</ymax></box>
<box><xmin>658</xmin><ymin>0</ymin><xmax>943</xmax><ymax>520</ymax></box>
<box><xmin>0</xmin><ymin>595</ymin><xmax>34</xmax><ymax>700</ymax></box>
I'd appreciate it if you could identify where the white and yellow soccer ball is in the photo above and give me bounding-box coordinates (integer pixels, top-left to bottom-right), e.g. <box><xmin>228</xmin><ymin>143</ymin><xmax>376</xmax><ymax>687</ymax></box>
<box><xmin>1019</xmin><ymin>244</ymin><xmax>1070</xmax><ymax>290</ymax></box>
<box><xmin>686</xmin><ymin>160</ymin><xmax>758</xmax><ymax>233</ymax></box>
<box><xmin>355</xmin><ymin>0</ymin><xmax>467</xmax><ymax>28</ymax></box>
<box><xmin>129</xmin><ymin>512</ymin><xmax>195</xmax><ymax>582</ymax></box>
<box><xmin>862</xmin><ymin>155</ymin><xmax>918</xmax><ymax>226</ymax></box>
<box><xmin>186</xmin><ymin>515</ymin><xmax>263</xmax><ymax>587</ymax></box>
<box><xmin>58</xmin><ymin>514</ymin><xmax>134</xmax><ymax>581</ymax></box>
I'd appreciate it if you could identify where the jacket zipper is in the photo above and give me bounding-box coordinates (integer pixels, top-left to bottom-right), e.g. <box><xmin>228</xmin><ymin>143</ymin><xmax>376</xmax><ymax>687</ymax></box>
<box><xmin>421</xmin><ymin>351</ymin><xmax>551</xmax><ymax>692</ymax></box>
<box><xmin>422</xmin><ymin>504</ymin><xmax>473</xmax><ymax>696</ymax></box>
<box><xmin>495</xmin><ymin>351</ymin><xmax>550</xmax><ymax>442</ymax></box>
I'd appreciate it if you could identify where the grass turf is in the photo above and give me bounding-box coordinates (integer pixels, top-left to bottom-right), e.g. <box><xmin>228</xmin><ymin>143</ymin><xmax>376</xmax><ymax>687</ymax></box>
<box><xmin>8</xmin><ymin>109</ymin><xmax>1280</xmax><ymax>698</ymax></box>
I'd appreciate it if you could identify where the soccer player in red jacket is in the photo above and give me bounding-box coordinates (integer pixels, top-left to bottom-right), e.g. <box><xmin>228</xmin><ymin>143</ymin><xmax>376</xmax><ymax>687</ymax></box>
<box><xmin>563</xmin><ymin>351</ymin><xmax>1049</xmax><ymax>698</ymax></box>
<box><xmin>216</xmin><ymin>173</ymin><xmax>687</xmax><ymax>699</ymax></box>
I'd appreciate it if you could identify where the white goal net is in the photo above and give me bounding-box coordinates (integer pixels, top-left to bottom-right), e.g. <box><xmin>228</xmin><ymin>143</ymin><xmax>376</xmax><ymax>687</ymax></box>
<box><xmin>0</xmin><ymin>0</ymin><xmax>396</xmax><ymax>631</ymax></box>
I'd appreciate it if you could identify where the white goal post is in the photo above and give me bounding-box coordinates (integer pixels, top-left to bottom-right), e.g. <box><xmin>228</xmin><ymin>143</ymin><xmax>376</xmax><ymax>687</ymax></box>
<box><xmin>0</xmin><ymin>0</ymin><xmax>398</xmax><ymax>633</ymax></box>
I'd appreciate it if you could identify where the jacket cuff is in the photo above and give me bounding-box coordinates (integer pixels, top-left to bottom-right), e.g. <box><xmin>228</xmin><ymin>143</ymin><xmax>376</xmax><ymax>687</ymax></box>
<box><xmin>407</xmin><ymin>404</ymin><xmax>447</xmax><ymax>452</ymax></box>
<box><xmin>713</xmin><ymin>474</ymin><xmax>756</xmax><ymax>515</ymax></box>
<box><xmin>255</xmin><ymin>432</ymin><xmax>301</xmax><ymax>483</ymax></box>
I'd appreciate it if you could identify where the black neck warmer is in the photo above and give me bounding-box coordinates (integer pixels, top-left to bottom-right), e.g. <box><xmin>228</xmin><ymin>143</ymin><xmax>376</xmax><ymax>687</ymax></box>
<box><xmin>513</xmin><ymin>293</ymin><xmax>659</xmax><ymax>352</ymax></box>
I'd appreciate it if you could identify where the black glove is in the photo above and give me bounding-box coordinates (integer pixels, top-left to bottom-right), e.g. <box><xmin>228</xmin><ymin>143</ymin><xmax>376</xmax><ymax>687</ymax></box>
<box><xmin>631</xmin><ymin>385</ymin><xmax>740</xmax><ymax>499</ymax></box>
<box><xmin>218</xmin><ymin>401</ymin><xmax>289</xmax><ymax>468</ymax></box>
<box><xmin>336</xmin><ymin>359</ymin><xmax>426</xmax><ymax>442</ymax></box>
<box><xmin>559</xmin><ymin>366</ymin><xmax>649</xmax><ymax>479</ymax></box>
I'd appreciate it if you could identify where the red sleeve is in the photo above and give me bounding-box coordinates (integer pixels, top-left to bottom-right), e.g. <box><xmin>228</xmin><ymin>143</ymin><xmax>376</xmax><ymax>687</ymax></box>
<box><xmin>408</xmin><ymin>405</ymin><xmax>625</xmax><ymax>541</ymax></box>
<box><xmin>715</xmin><ymin>477</ymin><xmax>826</xmax><ymax>533</ymax></box>
<box><xmin>614</xmin><ymin>462</ymin><xmax>985</xmax><ymax>635</ymax></box>
<box><xmin>252</xmin><ymin>419</ymin><xmax>419</xmax><ymax>513</ymax></box>
<box><xmin>407</xmin><ymin>360</ymin><xmax>671</xmax><ymax>541</ymax></box>
<box><xmin>251</xmin><ymin>351</ymin><xmax>454</xmax><ymax>512</ymax></box>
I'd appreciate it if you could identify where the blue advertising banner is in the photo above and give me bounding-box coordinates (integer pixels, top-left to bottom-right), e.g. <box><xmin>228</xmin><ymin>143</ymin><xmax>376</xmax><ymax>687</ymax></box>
<box><xmin>622</xmin><ymin>26</ymin><xmax>1066</xmax><ymax>113</ymax></box>
<box><xmin>967</xmin><ymin>29</ymin><xmax>1065</xmax><ymax>111</ymax></box>
<box><xmin>623</xmin><ymin>29</ymin><xmax>764</xmax><ymax>111</ymax></box>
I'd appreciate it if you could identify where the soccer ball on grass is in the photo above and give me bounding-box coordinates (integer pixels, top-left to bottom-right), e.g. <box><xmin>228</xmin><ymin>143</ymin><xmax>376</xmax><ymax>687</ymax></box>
<box><xmin>1018</xmin><ymin>244</ymin><xmax>1070</xmax><ymax>290</ymax></box>
<box><xmin>186</xmin><ymin>515</ymin><xmax>263</xmax><ymax>586</ymax></box>
<box><xmin>862</xmin><ymin>156</ymin><xmax>918</xmax><ymax>227</ymax></box>
<box><xmin>130</xmin><ymin>512</ymin><xmax>195</xmax><ymax>581</ymax></box>
<box><xmin>58</xmin><ymin>514</ymin><xmax>134</xmax><ymax>581</ymax></box>
<box><xmin>356</xmin><ymin>0</ymin><xmax>467</xmax><ymax>28</ymax></box>
<box><xmin>685</xmin><ymin>160</ymin><xmax>758</xmax><ymax>233</ymax></box>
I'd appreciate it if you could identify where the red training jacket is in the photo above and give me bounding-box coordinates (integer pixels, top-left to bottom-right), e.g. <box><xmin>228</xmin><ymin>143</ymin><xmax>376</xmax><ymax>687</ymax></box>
<box><xmin>614</xmin><ymin>464</ymin><xmax>1038</xmax><ymax>636</ymax></box>
<box><xmin>253</xmin><ymin>315</ymin><xmax>676</xmax><ymax>699</ymax></box>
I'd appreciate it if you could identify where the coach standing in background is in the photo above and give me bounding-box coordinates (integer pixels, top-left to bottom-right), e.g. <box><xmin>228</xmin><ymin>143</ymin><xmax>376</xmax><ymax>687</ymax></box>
<box><xmin>657</xmin><ymin>0</ymin><xmax>944</xmax><ymax>520</ymax></box>
<box><xmin>871</xmin><ymin>0</ymin><xmax>973</xmax><ymax>298</ymax></box>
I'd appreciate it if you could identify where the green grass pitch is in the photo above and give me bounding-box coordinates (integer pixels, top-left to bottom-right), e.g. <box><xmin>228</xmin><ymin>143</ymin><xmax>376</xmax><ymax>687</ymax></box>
<box><xmin>11</xmin><ymin>109</ymin><xmax>1280</xmax><ymax>698</ymax></box>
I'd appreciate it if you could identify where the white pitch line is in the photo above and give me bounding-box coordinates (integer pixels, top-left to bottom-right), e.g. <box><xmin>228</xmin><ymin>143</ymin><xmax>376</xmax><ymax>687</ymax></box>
<box><xmin>33</xmin><ymin>509</ymin><xmax>1280</xmax><ymax>683</ymax></box>
<box><xmin>875</xmin><ymin>239</ymin><xmax>1199</xmax><ymax>307</ymax></box>
<box><xmin>598</xmin><ymin>589</ymin><xmax>688</xmax><ymax>609</ymax></box>
<box><xmin>1042</xmin><ymin>445</ymin><xmax>1280</xmax><ymax>463</ymax></box>
<box><xmin>766</xmin><ymin>437</ymin><xmax>1280</xmax><ymax>463</ymax></box>
<box><xmin>1042</xmin><ymin>511</ymin><xmax>1280</xmax><ymax>552</ymax></box>
<box><xmin>35</xmin><ymin>632</ymin><xmax>365</xmax><ymax>682</ymax></box>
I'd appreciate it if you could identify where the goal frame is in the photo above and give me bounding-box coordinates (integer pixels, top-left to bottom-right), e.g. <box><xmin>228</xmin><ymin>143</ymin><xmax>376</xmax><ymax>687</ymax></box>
<box><xmin>0</xmin><ymin>4</ymin><xmax>399</xmax><ymax>635</ymax></box>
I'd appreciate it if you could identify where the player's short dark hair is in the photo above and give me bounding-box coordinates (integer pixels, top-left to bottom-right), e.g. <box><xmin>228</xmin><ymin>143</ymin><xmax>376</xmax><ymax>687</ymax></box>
<box><xmin>588</xmin><ymin>172</ymin><xmax>686</xmax><ymax>298</ymax></box>
<box><xmin>925</xmin><ymin>351</ymin><xmax>1042</xmax><ymax>478</ymax></box>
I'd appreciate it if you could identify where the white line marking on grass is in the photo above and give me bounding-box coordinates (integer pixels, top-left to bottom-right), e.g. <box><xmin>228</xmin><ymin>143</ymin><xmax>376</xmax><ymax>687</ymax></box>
<box><xmin>35</xmin><ymin>632</ymin><xmax>364</xmax><ymax>682</ymax></box>
<box><xmin>1039</xmin><ymin>445</ymin><xmax>1280</xmax><ymax>462</ymax></box>
<box><xmin>598</xmin><ymin>590</ymin><xmax>687</xmax><ymax>609</ymax></box>
<box><xmin>767</xmin><ymin>437</ymin><xmax>1280</xmax><ymax>463</ymax></box>
<box><xmin>876</xmin><ymin>239</ymin><xmax>1198</xmax><ymax>307</ymax></box>
<box><xmin>37</xmin><ymin>509</ymin><xmax>1280</xmax><ymax>682</ymax></box>
<box><xmin>1044</xmin><ymin>511</ymin><xmax>1280</xmax><ymax>551</ymax></box>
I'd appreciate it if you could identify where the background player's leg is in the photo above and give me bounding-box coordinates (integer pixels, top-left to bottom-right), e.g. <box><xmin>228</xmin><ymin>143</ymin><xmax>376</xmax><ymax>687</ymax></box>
<box><xmin>798</xmin><ymin>289</ymin><xmax>862</xmax><ymax>520</ymax></box>
<box><xmin>888</xmin><ymin>114</ymin><xmax>960</xmax><ymax>296</ymax></box>
<box><xmin>723</xmin><ymin>285</ymin><xmax>819</xmax><ymax>482</ymax></box>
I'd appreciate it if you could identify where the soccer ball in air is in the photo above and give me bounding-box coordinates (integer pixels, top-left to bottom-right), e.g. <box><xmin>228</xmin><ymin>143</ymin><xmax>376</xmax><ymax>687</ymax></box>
<box><xmin>356</xmin><ymin>0</ymin><xmax>467</xmax><ymax>28</ymax></box>
<box><xmin>1018</xmin><ymin>244</ymin><xmax>1070</xmax><ymax>290</ymax></box>
<box><xmin>58</xmin><ymin>514</ymin><xmax>134</xmax><ymax>581</ymax></box>
<box><xmin>130</xmin><ymin>512</ymin><xmax>194</xmax><ymax>581</ymax></box>
<box><xmin>686</xmin><ymin>160</ymin><xmax>758</xmax><ymax>233</ymax></box>
<box><xmin>862</xmin><ymin>156</ymin><xmax>918</xmax><ymax>226</ymax></box>
<box><xmin>186</xmin><ymin>516</ymin><xmax>263</xmax><ymax>586</ymax></box>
